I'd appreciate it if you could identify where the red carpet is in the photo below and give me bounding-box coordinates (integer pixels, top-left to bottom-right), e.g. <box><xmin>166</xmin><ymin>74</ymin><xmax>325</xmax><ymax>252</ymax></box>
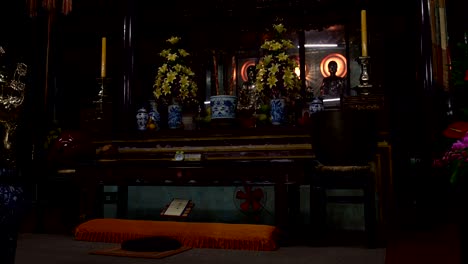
<box><xmin>385</xmin><ymin>224</ymin><xmax>461</xmax><ymax>264</ymax></box>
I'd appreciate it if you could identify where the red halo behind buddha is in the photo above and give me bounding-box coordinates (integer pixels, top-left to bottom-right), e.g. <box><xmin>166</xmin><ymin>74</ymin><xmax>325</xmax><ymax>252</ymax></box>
<box><xmin>320</xmin><ymin>53</ymin><xmax>347</xmax><ymax>78</ymax></box>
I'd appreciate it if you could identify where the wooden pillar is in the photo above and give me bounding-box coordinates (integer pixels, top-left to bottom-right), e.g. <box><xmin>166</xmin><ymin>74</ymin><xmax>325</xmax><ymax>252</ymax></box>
<box><xmin>116</xmin><ymin>0</ymin><xmax>136</xmax><ymax>134</ymax></box>
<box><xmin>298</xmin><ymin>30</ymin><xmax>306</xmax><ymax>94</ymax></box>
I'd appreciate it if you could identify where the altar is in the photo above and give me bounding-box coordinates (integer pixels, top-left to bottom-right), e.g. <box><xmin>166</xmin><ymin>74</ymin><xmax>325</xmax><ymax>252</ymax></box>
<box><xmin>72</xmin><ymin>127</ymin><xmax>315</xmax><ymax>230</ymax></box>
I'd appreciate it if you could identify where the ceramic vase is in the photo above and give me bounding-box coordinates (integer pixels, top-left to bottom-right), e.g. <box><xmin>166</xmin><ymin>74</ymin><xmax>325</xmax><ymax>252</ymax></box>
<box><xmin>148</xmin><ymin>100</ymin><xmax>161</xmax><ymax>131</ymax></box>
<box><xmin>0</xmin><ymin>184</ymin><xmax>24</xmax><ymax>264</ymax></box>
<box><xmin>210</xmin><ymin>95</ymin><xmax>238</xmax><ymax>119</ymax></box>
<box><xmin>309</xmin><ymin>97</ymin><xmax>324</xmax><ymax>114</ymax></box>
<box><xmin>270</xmin><ymin>98</ymin><xmax>285</xmax><ymax>125</ymax></box>
<box><xmin>168</xmin><ymin>104</ymin><xmax>182</xmax><ymax>129</ymax></box>
<box><xmin>136</xmin><ymin>107</ymin><xmax>149</xmax><ymax>131</ymax></box>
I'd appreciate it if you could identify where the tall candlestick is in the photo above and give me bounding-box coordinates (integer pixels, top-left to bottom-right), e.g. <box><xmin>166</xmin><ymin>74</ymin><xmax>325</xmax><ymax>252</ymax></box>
<box><xmin>361</xmin><ymin>10</ymin><xmax>368</xmax><ymax>57</ymax></box>
<box><xmin>101</xmin><ymin>37</ymin><xmax>106</xmax><ymax>78</ymax></box>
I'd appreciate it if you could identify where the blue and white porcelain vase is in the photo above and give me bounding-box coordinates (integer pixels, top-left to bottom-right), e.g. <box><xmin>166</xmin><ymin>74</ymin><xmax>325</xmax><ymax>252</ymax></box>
<box><xmin>309</xmin><ymin>97</ymin><xmax>324</xmax><ymax>114</ymax></box>
<box><xmin>270</xmin><ymin>98</ymin><xmax>286</xmax><ymax>125</ymax></box>
<box><xmin>136</xmin><ymin>107</ymin><xmax>149</xmax><ymax>131</ymax></box>
<box><xmin>148</xmin><ymin>100</ymin><xmax>161</xmax><ymax>131</ymax></box>
<box><xmin>210</xmin><ymin>95</ymin><xmax>238</xmax><ymax>119</ymax></box>
<box><xmin>168</xmin><ymin>104</ymin><xmax>182</xmax><ymax>129</ymax></box>
<box><xmin>0</xmin><ymin>182</ymin><xmax>25</xmax><ymax>264</ymax></box>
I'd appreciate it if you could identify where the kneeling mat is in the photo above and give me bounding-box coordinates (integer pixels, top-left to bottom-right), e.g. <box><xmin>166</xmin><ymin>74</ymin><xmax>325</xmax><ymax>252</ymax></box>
<box><xmin>121</xmin><ymin>236</ymin><xmax>182</xmax><ymax>252</ymax></box>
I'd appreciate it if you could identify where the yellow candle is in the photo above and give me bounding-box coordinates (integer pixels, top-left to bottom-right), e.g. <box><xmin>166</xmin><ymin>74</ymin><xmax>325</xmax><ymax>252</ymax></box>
<box><xmin>101</xmin><ymin>37</ymin><xmax>106</xmax><ymax>78</ymax></box>
<box><xmin>361</xmin><ymin>10</ymin><xmax>368</xmax><ymax>57</ymax></box>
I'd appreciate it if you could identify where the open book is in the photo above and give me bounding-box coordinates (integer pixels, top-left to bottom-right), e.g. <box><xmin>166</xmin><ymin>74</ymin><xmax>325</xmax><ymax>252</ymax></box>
<box><xmin>163</xmin><ymin>199</ymin><xmax>191</xmax><ymax>216</ymax></box>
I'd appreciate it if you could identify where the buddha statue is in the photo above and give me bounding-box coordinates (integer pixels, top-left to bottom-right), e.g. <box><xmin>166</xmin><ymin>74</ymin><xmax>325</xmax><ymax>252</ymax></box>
<box><xmin>237</xmin><ymin>65</ymin><xmax>261</xmax><ymax>116</ymax></box>
<box><xmin>319</xmin><ymin>60</ymin><xmax>346</xmax><ymax>99</ymax></box>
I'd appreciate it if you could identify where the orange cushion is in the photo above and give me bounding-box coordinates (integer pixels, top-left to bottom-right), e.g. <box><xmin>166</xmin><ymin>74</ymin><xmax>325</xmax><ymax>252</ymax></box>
<box><xmin>74</xmin><ymin>219</ymin><xmax>280</xmax><ymax>251</ymax></box>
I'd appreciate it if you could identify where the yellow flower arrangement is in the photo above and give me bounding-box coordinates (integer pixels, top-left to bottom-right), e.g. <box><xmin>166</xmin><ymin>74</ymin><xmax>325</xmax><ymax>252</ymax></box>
<box><xmin>153</xmin><ymin>36</ymin><xmax>198</xmax><ymax>107</ymax></box>
<box><xmin>255</xmin><ymin>23</ymin><xmax>301</xmax><ymax>99</ymax></box>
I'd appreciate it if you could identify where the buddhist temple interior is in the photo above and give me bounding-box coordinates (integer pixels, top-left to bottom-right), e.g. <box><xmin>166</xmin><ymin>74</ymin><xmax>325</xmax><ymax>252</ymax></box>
<box><xmin>1</xmin><ymin>0</ymin><xmax>468</xmax><ymax>262</ymax></box>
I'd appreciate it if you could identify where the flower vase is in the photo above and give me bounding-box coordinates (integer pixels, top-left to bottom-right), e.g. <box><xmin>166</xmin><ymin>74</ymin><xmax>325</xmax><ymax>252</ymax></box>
<box><xmin>148</xmin><ymin>100</ymin><xmax>161</xmax><ymax>131</ymax></box>
<box><xmin>136</xmin><ymin>107</ymin><xmax>149</xmax><ymax>131</ymax></box>
<box><xmin>270</xmin><ymin>98</ymin><xmax>286</xmax><ymax>125</ymax></box>
<box><xmin>309</xmin><ymin>97</ymin><xmax>324</xmax><ymax>114</ymax></box>
<box><xmin>210</xmin><ymin>95</ymin><xmax>238</xmax><ymax>119</ymax></box>
<box><xmin>0</xmin><ymin>183</ymin><xmax>24</xmax><ymax>264</ymax></box>
<box><xmin>168</xmin><ymin>104</ymin><xmax>182</xmax><ymax>129</ymax></box>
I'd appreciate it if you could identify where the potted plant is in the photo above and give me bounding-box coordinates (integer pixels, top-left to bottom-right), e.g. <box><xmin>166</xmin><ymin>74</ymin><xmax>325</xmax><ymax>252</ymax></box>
<box><xmin>434</xmin><ymin>38</ymin><xmax>468</xmax><ymax>186</ymax></box>
<box><xmin>255</xmin><ymin>23</ymin><xmax>301</xmax><ymax>125</ymax></box>
<box><xmin>153</xmin><ymin>36</ymin><xmax>199</xmax><ymax>129</ymax></box>
<box><xmin>431</xmin><ymin>37</ymin><xmax>468</xmax><ymax>263</ymax></box>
